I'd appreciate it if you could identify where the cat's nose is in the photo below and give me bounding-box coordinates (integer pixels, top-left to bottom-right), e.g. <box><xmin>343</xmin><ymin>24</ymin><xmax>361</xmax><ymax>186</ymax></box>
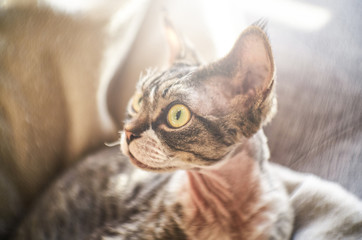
<box><xmin>125</xmin><ymin>129</ymin><xmax>140</xmax><ymax>145</ymax></box>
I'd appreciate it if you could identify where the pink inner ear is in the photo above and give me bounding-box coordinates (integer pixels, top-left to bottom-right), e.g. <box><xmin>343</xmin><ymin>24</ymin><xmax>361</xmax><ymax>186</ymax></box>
<box><xmin>239</xmin><ymin>35</ymin><xmax>273</xmax><ymax>92</ymax></box>
<box><xmin>225</xmin><ymin>27</ymin><xmax>274</xmax><ymax>96</ymax></box>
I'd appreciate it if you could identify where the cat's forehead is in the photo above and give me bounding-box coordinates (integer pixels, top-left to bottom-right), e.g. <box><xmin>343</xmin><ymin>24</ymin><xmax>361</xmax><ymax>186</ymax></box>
<box><xmin>137</xmin><ymin>64</ymin><xmax>197</xmax><ymax>101</ymax></box>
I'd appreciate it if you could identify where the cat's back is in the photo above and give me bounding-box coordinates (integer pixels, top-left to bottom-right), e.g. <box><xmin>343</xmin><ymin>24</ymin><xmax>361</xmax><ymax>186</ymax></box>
<box><xmin>11</xmin><ymin>147</ymin><xmax>175</xmax><ymax>240</ymax></box>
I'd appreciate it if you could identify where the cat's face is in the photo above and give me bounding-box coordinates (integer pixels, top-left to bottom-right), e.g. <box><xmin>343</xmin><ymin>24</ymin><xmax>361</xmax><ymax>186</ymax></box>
<box><xmin>121</xmin><ymin>21</ymin><xmax>276</xmax><ymax>172</ymax></box>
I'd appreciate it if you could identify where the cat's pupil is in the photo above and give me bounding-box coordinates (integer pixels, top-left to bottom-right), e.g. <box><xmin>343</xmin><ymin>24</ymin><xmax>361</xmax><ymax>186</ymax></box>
<box><xmin>176</xmin><ymin>110</ymin><xmax>181</xmax><ymax>120</ymax></box>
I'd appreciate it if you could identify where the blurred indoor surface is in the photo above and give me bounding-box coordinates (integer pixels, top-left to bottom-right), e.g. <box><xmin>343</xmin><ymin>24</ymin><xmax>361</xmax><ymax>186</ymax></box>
<box><xmin>258</xmin><ymin>0</ymin><xmax>362</xmax><ymax>199</ymax></box>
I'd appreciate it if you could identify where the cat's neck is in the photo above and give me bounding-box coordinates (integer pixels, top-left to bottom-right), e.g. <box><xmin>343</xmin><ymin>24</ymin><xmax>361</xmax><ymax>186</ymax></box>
<box><xmin>178</xmin><ymin>130</ymin><xmax>278</xmax><ymax>239</ymax></box>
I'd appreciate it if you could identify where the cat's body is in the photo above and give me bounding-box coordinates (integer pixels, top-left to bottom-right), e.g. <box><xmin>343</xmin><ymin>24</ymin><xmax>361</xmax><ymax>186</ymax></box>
<box><xmin>11</xmin><ymin>21</ymin><xmax>362</xmax><ymax>240</ymax></box>
<box><xmin>13</xmin><ymin>136</ymin><xmax>292</xmax><ymax>240</ymax></box>
<box><xmin>12</xmin><ymin>146</ymin><xmax>176</xmax><ymax>240</ymax></box>
<box><xmin>12</xmin><ymin>145</ymin><xmax>362</xmax><ymax>240</ymax></box>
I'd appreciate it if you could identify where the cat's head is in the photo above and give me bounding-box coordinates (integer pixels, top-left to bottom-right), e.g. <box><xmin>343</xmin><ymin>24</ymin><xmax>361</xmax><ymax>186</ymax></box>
<box><xmin>121</xmin><ymin>21</ymin><xmax>276</xmax><ymax>172</ymax></box>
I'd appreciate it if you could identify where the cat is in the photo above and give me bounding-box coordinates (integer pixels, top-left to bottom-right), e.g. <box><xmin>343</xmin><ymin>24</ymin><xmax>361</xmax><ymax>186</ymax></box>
<box><xmin>11</xmin><ymin>20</ymin><xmax>362</xmax><ymax>240</ymax></box>
<box><xmin>11</xmin><ymin>20</ymin><xmax>293</xmax><ymax>240</ymax></box>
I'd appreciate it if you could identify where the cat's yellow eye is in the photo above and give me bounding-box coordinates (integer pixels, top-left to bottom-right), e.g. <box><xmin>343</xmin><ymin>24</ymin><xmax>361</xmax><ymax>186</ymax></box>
<box><xmin>132</xmin><ymin>93</ymin><xmax>143</xmax><ymax>112</ymax></box>
<box><xmin>167</xmin><ymin>104</ymin><xmax>191</xmax><ymax>128</ymax></box>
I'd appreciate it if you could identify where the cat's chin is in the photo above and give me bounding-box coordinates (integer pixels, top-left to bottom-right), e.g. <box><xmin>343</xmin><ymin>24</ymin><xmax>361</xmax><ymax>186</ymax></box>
<box><xmin>127</xmin><ymin>151</ymin><xmax>177</xmax><ymax>173</ymax></box>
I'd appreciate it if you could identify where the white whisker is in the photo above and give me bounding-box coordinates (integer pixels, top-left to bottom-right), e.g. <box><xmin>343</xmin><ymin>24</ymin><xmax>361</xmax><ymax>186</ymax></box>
<box><xmin>104</xmin><ymin>140</ymin><xmax>121</xmax><ymax>147</ymax></box>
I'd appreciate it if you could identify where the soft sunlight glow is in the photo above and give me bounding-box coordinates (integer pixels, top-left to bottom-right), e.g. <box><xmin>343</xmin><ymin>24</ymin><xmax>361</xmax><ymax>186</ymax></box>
<box><xmin>38</xmin><ymin>0</ymin><xmax>101</xmax><ymax>13</ymax></box>
<box><xmin>200</xmin><ymin>0</ymin><xmax>247</xmax><ymax>58</ymax></box>
<box><xmin>201</xmin><ymin>0</ymin><xmax>331</xmax><ymax>57</ymax></box>
<box><xmin>238</xmin><ymin>0</ymin><xmax>331</xmax><ymax>31</ymax></box>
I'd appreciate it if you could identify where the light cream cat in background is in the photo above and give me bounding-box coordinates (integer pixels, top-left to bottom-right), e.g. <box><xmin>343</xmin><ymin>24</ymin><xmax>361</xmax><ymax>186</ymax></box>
<box><xmin>0</xmin><ymin>0</ymin><xmax>151</xmax><ymax>237</ymax></box>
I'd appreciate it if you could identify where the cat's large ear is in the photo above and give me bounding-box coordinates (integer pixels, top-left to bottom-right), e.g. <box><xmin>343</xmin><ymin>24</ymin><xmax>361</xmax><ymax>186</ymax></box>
<box><xmin>196</xmin><ymin>22</ymin><xmax>276</xmax><ymax>137</ymax></box>
<box><xmin>164</xmin><ymin>17</ymin><xmax>200</xmax><ymax>65</ymax></box>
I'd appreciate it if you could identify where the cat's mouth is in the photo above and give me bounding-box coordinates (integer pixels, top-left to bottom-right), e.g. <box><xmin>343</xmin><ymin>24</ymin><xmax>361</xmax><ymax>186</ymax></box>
<box><xmin>128</xmin><ymin>151</ymin><xmax>176</xmax><ymax>172</ymax></box>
